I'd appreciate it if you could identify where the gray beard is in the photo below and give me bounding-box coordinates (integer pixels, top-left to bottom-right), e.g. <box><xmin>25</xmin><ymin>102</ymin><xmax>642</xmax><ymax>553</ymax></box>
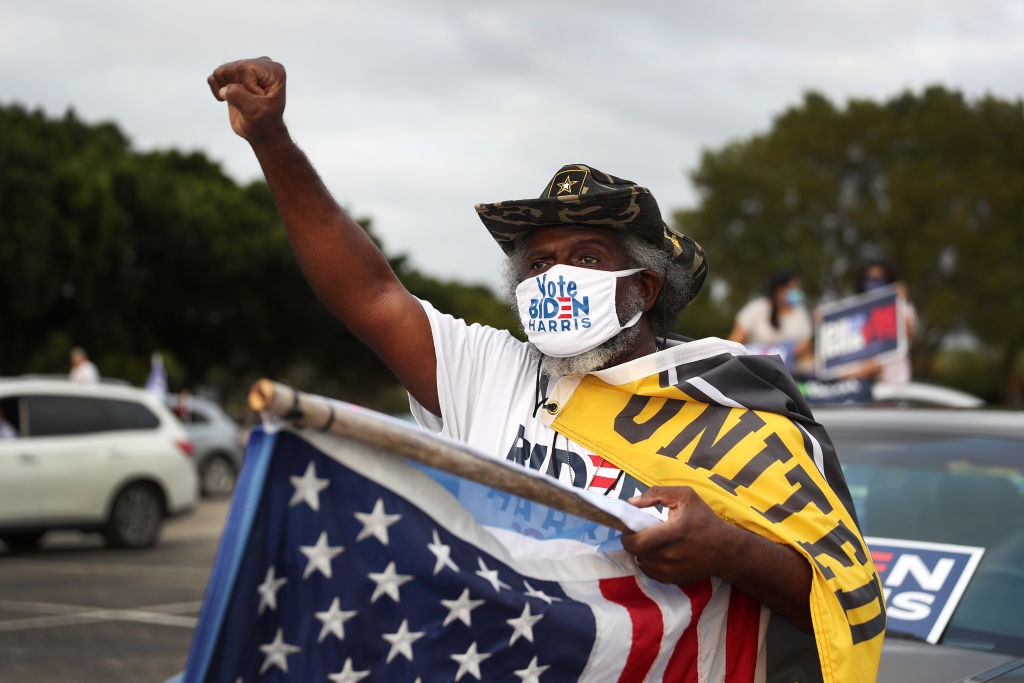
<box><xmin>539</xmin><ymin>318</ymin><xmax>643</xmax><ymax>377</ymax></box>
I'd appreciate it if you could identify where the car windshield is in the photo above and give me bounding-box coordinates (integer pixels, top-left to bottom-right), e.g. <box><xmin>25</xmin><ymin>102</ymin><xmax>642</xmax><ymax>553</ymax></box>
<box><xmin>832</xmin><ymin>426</ymin><xmax>1024</xmax><ymax>657</ymax></box>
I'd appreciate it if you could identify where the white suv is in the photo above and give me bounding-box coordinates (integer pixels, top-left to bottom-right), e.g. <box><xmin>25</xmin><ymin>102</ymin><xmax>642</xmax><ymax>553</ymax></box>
<box><xmin>0</xmin><ymin>377</ymin><xmax>198</xmax><ymax>550</ymax></box>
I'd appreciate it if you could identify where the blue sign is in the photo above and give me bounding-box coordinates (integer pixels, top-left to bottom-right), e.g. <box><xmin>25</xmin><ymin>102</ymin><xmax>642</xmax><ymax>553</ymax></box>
<box><xmin>799</xmin><ymin>378</ymin><xmax>873</xmax><ymax>406</ymax></box>
<box><xmin>867</xmin><ymin>537</ymin><xmax>985</xmax><ymax>643</ymax></box>
<box><xmin>745</xmin><ymin>340</ymin><xmax>798</xmax><ymax>369</ymax></box>
<box><xmin>815</xmin><ymin>285</ymin><xmax>906</xmax><ymax>378</ymax></box>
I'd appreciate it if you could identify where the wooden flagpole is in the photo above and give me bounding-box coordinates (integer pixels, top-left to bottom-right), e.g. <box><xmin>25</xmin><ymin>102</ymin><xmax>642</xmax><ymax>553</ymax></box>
<box><xmin>248</xmin><ymin>378</ymin><xmax>630</xmax><ymax>533</ymax></box>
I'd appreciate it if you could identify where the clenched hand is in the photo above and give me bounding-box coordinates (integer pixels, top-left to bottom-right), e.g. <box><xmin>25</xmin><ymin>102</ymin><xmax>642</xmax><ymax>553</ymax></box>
<box><xmin>207</xmin><ymin>57</ymin><xmax>287</xmax><ymax>144</ymax></box>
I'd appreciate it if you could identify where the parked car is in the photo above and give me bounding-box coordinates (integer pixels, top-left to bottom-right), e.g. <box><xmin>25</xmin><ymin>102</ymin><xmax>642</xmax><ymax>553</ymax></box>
<box><xmin>0</xmin><ymin>377</ymin><xmax>198</xmax><ymax>550</ymax></box>
<box><xmin>816</xmin><ymin>406</ymin><xmax>1024</xmax><ymax>682</ymax></box>
<box><xmin>167</xmin><ymin>394</ymin><xmax>245</xmax><ymax>498</ymax></box>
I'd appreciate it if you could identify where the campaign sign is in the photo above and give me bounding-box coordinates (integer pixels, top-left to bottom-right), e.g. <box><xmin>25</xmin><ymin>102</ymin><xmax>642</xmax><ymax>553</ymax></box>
<box><xmin>867</xmin><ymin>536</ymin><xmax>985</xmax><ymax>643</ymax></box>
<box><xmin>798</xmin><ymin>378</ymin><xmax>873</xmax><ymax>406</ymax></box>
<box><xmin>815</xmin><ymin>285</ymin><xmax>906</xmax><ymax>378</ymax></box>
<box><xmin>745</xmin><ymin>340</ymin><xmax>798</xmax><ymax>369</ymax></box>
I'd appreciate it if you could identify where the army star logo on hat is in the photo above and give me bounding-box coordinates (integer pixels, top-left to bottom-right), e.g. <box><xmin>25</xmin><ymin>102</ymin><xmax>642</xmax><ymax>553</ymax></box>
<box><xmin>555</xmin><ymin>175</ymin><xmax>578</xmax><ymax>194</ymax></box>
<box><xmin>546</xmin><ymin>169</ymin><xmax>588</xmax><ymax>197</ymax></box>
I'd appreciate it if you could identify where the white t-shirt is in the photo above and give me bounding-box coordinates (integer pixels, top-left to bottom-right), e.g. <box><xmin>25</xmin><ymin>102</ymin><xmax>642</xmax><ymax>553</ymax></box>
<box><xmin>69</xmin><ymin>360</ymin><xmax>99</xmax><ymax>383</ymax></box>
<box><xmin>735</xmin><ymin>297</ymin><xmax>812</xmax><ymax>347</ymax></box>
<box><xmin>409</xmin><ymin>300</ymin><xmax>651</xmax><ymax>505</ymax></box>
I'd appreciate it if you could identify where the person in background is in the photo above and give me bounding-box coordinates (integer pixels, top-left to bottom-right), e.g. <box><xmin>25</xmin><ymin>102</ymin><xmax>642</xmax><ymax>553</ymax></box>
<box><xmin>173</xmin><ymin>389</ymin><xmax>194</xmax><ymax>422</ymax></box>
<box><xmin>144</xmin><ymin>351</ymin><xmax>169</xmax><ymax>398</ymax></box>
<box><xmin>68</xmin><ymin>347</ymin><xmax>100</xmax><ymax>383</ymax></box>
<box><xmin>728</xmin><ymin>271</ymin><xmax>814</xmax><ymax>375</ymax></box>
<box><xmin>0</xmin><ymin>406</ymin><xmax>17</xmax><ymax>438</ymax></box>
<box><xmin>844</xmin><ymin>260</ymin><xmax>918</xmax><ymax>384</ymax></box>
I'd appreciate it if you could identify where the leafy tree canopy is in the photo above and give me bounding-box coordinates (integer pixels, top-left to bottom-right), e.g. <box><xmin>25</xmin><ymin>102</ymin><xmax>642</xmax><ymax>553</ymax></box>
<box><xmin>674</xmin><ymin>86</ymin><xmax>1024</xmax><ymax>399</ymax></box>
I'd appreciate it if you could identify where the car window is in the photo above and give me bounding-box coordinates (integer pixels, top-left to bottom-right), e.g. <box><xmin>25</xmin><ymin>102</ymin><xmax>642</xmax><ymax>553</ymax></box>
<box><xmin>833</xmin><ymin>429</ymin><xmax>1024</xmax><ymax>656</ymax></box>
<box><xmin>25</xmin><ymin>394</ymin><xmax>160</xmax><ymax>437</ymax></box>
<box><xmin>0</xmin><ymin>396</ymin><xmax>21</xmax><ymax>438</ymax></box>
<box><xmin>104</xmin><ymin>397</ymin><xmax>162</xmax><ymax>430</ymax></box>
<box><xmin>836</xmin><ymin>431</ymin><xmax>1024</xmax><ymax>549</ymax></box>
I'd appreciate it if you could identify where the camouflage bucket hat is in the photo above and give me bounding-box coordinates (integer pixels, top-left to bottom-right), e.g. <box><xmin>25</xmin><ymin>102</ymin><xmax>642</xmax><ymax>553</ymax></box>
<box><xmin>475</xmin><ymin>163</ymin><xmax>708</xmax><ymax>304</ymax></box>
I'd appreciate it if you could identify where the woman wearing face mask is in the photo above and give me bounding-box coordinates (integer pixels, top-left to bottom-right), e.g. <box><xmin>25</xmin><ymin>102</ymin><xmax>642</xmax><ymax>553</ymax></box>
<box><xmin>844</xmin><ymin>260</ymin><xmax>918</xmax><ymax>384</ymax></box>
<box><xmin>728</xmin><ymin>271</ymin><xmax>814</xmax><ymax>375</ymax></box>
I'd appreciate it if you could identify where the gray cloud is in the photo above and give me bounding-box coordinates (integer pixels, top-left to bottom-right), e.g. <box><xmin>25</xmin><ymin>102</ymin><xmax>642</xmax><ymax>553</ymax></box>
<box><xmin>4</xmin><ymin>0</ymin><xmax>1023</xmax><ymax>288</ymax></box>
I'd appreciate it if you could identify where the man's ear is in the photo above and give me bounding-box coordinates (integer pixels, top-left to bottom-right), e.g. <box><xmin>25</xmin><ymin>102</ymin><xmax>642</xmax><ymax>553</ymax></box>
<box><xmin>638</xmin><ymin>270</ymin><xmax>664</xmax><ymax>312</ymax></box>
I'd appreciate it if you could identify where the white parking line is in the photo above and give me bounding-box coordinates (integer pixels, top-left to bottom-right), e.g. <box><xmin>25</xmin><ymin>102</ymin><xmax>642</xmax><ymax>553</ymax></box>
<box><xmin>0</xmin><ymin>599</ymin><xmax>203</xmax><ymax>631</ymax></box>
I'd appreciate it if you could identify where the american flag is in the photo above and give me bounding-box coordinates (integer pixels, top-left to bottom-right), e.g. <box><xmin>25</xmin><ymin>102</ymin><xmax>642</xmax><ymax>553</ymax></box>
<box><xmin>177</xmin><ymin>422</ymin><xmax>761</xmax><ymax>682</ymax></box>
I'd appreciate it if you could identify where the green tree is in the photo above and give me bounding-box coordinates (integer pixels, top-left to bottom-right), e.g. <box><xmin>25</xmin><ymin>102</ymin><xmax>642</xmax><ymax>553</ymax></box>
<box><xmin>674</xmin><ymin>87</ymin><xmax>1024</xmax><ymax>402</ymax></box>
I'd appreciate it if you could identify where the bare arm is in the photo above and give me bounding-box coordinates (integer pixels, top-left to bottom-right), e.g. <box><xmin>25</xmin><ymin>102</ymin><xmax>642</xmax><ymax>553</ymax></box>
<box><xmin>621</xmin><ymin>486</ymin><xmax>813</xmax><ymax>632</ymax></box>
<box><xmin>207</xmin><ymin>58</ymin><xmax>440</xmax><ymax>414</ymax></box>
<box><xmin>726</xmin><ymin>321</ymin><xmax>748</xmax><ymax>344</ymax></box>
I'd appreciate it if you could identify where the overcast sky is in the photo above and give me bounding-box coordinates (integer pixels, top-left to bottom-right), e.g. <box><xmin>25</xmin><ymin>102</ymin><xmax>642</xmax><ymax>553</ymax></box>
<box><xmin>5</xmin><ymin>1</ymin><xmax>1024</xmax><ymax>291</ymax></box>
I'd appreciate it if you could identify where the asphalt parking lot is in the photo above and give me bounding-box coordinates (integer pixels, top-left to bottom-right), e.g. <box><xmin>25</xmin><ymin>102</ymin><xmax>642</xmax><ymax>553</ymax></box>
<box><xmin>0</xmin><ymin>499</ymin><xmax>230</xmax><ymax>683</ymax></box>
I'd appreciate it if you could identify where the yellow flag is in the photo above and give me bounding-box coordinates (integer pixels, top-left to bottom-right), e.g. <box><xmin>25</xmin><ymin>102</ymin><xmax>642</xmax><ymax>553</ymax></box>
<box><xmin>550</xmin><ymin>368</ymin><xmax>885</xmax><ymax>682</ymax></box>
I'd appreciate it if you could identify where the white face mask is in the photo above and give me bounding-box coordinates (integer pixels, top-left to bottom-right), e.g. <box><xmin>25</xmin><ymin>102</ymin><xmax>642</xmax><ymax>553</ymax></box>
<box><xmin>515</xmin><ymin>264</ymin><xmax>645</xmax><ymax>358</ymax></box>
